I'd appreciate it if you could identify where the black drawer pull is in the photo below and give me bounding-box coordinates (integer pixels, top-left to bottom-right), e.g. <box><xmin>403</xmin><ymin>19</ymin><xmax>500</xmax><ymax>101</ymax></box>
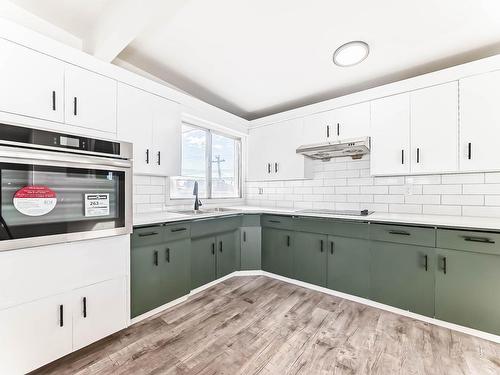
<box><xmin>219</xmin><ymin>241</ymin><xmax>223</xmax><ymax>253</ymax></box>
<box><xmin>83</xmin><ymin>297</ymin><xmax>87</xmax><ymax>318</ymax></box>
<box><xmin>73</xmin><ymin>97</ymin><xmax>77</xmax><ymax>116</ymax></box>
<box><xmin>243</xmin><ymin>231</ymin><xmax>246</xmax><ymax>242</ymax></box>
<box><xmin>330</xmin><ymin>241</ymin><xmax>334</xmax><ymax>255</ymax></box>
<box><xmin>211</xmin><ymin>243</ymin><xmax>215</xmax><ymax>255</ymax></box>
<box><xmin>320</xmin><ymin>239</ymin><xmax>324</xmax><ymax>252</ymax></box>
<box><xmin>463</xmin><ymin>236</ymin><xmax>495</xmax><ymax>244</ymax></box>
<box><xmin>468</xmin><ymin>142</ymin><xmax>472</xmax><ymax>160</ymax></box>
<box><xmin>166</xmin><ymin>248</ymin><xmax>170</xmax><ymax>263</ymax></box>
<box><xmin>416</xmin><ymin>148</ymin><xmax>420</xmax><ymax>163</ymax></box>
<box><xmin>154</xmin><ymin>250</ymin><xmax>159</xmax><ymax>266</ymax></box>
<box><xmin>326</xmin><ymin>125</ymin><xmax>330</xmax><ymax>138</ymax></box>
<box><xmin>138</xmin><ymin>231</ymin><xmax>158</xmax><ymax>237</ymax></box>
<box><xmin>267</xmin><ymin>163</ymin><xmax>271</xmax><ymax>173</ymax></box>
<box><xmin>171</xmin><ymin>227</ymin><xmax>187</xmax><ymax>233</ymax></box>
<box><xmin>269</xmin><ymin>220</ymin><xmax>281</xmax><ymax>224</ymax></box>
<box><xmin>52</xmin><ymin>91</ymin><xmax>56</xmax><ymax>111</ymax></box>
<box><xmin>286</xmin><ymin>235</ymin><xmax>290</xmax><ymax>247</ymax></box>
<box><xmin>388</xmin><ymin>230</ymin><xmax>411</xmax><ymax>236</ymax></box>
<box><xmin>59</xmin><ymin>305</ymin><xmax>64</xmax><ymax>327</ymax></box>
<box><xmin>337</xmin><ymin>123</ymin><xmax>340</xmax><ymax>136</ymax></box>
<box><xmin>157</xmin><ymin>151</ymin><xmax>161</xmax><ymax>165</ymax></box>
<box><xmin>424</xmin><ymin>255</ymin><xmax>428</xmax><ymax>272</ymax></box>
<box><xmin>441</xmin><ymin>257</ymin><xmax>447</xmax><ymax>274</ymax></box>
<box><xmin>401</xmin><ymin>149</ymin><xmax>404</xmax><ymax>165</ymax></box>
<box><xmin>146</xmin><ymin>149</ymin><xmax>150</xmax><ymax>164</ymax></box>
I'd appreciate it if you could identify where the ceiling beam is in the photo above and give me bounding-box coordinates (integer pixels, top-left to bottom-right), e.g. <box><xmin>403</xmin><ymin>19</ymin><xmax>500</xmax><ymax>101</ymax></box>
<box><xmin>84</xmin><ymin>0</ymin><xmax>187</xmax><ymax>63</ymax></box>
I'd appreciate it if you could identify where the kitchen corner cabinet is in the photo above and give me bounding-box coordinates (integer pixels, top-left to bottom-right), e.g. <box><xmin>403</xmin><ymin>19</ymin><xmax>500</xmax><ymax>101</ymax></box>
<box><xmin>459</xmin><ymin>70</ymin><xmax>500</xmax><ymax>172</ymax></box>
<box><xmin>247</xmin><ymin>118</ymin><xmax>313</xmax><ymax>181</ymax></box>
<box><xmin>262</xmin><ymin>227</ymin><xmax>294</xmax><ymax>278</ymax></box>
<box><xmin>117</xmin><ymin>83</ymin><xmax>181</xmax><ymax>176</ymax></box>
<box><xmin>64</xmin><ymin>65</ymin><xmax>117</xmax><ymax>134</ymax></box>
<box><xmin>0</xmin><ymin>38</ymin><xmax>65</xmax><ymax>123</ymax></box>
<box><xmin>240</xmin><ymin>226</ymin><xmax>262</xmax><ymax>270</ymax></box>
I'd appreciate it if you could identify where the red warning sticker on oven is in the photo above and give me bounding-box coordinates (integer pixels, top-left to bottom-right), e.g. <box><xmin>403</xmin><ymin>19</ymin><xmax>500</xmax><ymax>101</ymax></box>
<box><xmin>13</xmin><ymin>186</ymin><xmax>57</xmax><ymax>216</ymax></box>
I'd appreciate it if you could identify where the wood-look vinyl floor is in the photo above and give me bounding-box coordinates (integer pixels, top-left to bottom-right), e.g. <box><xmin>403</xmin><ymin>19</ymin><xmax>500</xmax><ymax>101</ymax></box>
<box><xmin>32</xmin><ymin>276</ymin><xmax>500</xmax><ymax>375</ymax></box>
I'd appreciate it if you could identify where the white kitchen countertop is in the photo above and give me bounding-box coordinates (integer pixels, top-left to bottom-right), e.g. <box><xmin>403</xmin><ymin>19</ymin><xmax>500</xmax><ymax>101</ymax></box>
<box><xmin>133</xmin><ymin>205</ymin><xmax>500</xmax><ymax>231</ymax></box>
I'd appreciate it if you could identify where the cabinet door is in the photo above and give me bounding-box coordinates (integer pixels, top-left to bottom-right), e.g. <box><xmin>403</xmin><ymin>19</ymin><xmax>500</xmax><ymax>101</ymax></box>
<box><xmin>161</xmin><ymin>239</ymin><xmax>191</xmax><ymax>303</ymax></box>
<box><xmin>191</xmin><ymin>236</ymin><xmax>216</xmax><ymax>289</ymax></box>
<box><xmin>240</xmin><ymin>227</ymin><xmax>262</xmax><ymax>270</ymax></box>
<box><xmin>334</xmin><ymin>102</ymin><xmax>370</xmax><ymax>139</ymax></box>
<box><xmin>410</xmin><ymin>82</ymin><xmax>458</xmax><ymax>174</ymax></box>
<box><xmin>293</xmin><ymin>232</ymin><xmax>327</xmax><ymax>286</ymax></box>
<box><xmin>459</xmin><ymin>71</ymin><xmax>500</xmax><ymax>172</ymax></box>
<box><xmin>371</xmin><ymin>241</ymin><xmax>435</xmax><ymax>317</ymax></box>
<box><xmin>152</xmin><ymin>95</ymin><xmax>181</xmax><ymax>176</ymax></box>
<box><xmin>435</xmin><ymin>249</ymin><xmax>500</xmax><ymax>335</ymax></box>
<box><xmin>248</xmin><ymin>125</ymin><xmax>273</xmax><ymax>180</ymax></box>
<box><xmin>0</xmin><ymin>293</ymin><xmax>72</xmax><ymax>374</ymax></box>
<box><xmin>301</xmin><ymin>111</ymin><xmax>334</xmax><ymax>144</ymax></box>
<box><xmin>370</xmin><ymin>93</ymin><xmax>410</xmax><ymax>175</ymax></box>
<box><xmin>117</xmin><ymin>83</ymin><xmax>153</xmax><ymax>174</ymax></box>
<box><xmin>0</xmin><ymin>38</ymin><xmax>64</xmax><ymax>123</ymax></box>
<box><xmin>217</xmin><ymin>231</ymin><xmax>239</xmax><ymax>278</ymax></box>
<box><xmin>262</xmin><ymin>228</ymin><xmax>294</xmax><ymax>278</ymax></box>
<box><xmin>65</xmin><ymin>65</ymin><xmax>117</xmax><ymax>133</ymax></box>
<box><xmin>73</xmin><ymin>278</ymin><xmax>127</xmax><ymax>351</ymax></box>
<box><xmin>130</xmin><ymin>244</ymin><xmax>162</xmax><ymax>318</ymax></box>
<box><xmin>327</xmin><ymin>236</ymin><xmax>371</xmax><ymax>299</ymax></box>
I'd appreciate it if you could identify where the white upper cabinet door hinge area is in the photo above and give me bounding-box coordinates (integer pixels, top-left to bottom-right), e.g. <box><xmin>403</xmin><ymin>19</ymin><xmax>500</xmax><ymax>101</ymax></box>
<box><xmin>410</xmin><ymin>82</ymin><xmax>459</xmax><ymax>174</ymax></box>
<box><xmin>459</xmin><ymin>70</ymin><xmax>500</xmax><ymax>172</ymax></box>
<box><xmin>0</xmin><ymin>39</ymin><xmax>64</xmax><ymax>123</ymax></box>
<box><xmin>64</xmin><ymin>65</ymin><xmax>117</xmax><ymax>134</ymax></box>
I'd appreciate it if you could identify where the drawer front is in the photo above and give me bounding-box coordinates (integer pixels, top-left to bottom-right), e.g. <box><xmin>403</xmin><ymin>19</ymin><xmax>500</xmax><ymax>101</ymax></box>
<box><xmin>261</xmin><ymin>215</ymin><xmax>294</xmax><ymax>230</ymax></box>
<box><xmin>164</xmin><ymin>223</ymin><xmax>191</xmax><ymax>242</ymax></box>
<box><xmin>132</xmin><ymin>225</ymin><xmax>165</xmax><ymax>246</ymax></box>
<box><xmin>333</xmin><ymin>221</ymin><xmax>369</xmax><ymax>239</ymax></box>
<box><xmin>191</xmin><ymin>215</ymin><xmax>242</xmax><ymax>238</ymax></box>
<box><xmin>437</xmin><ymin>229</ymin><xmax>500</xmax><ymax>256</ymax></box>
<box><xmin>370</xmin><ymin>224</ymin><xmax>435</xmax><ymax>247</ymax></box>
<box><xmin>241</xmin><ymin>214</ymin><xmax>261</xmax><ymax>227</ymax></box>
<box><xmin>293</xmin><ymin>217</ymin><xmax>333</xmax><ymax>235</ymax></box>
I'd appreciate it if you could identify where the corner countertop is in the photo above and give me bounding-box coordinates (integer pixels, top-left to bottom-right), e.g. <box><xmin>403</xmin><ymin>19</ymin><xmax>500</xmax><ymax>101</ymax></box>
<box><xmin>133</xmin><ymin>206</ymin><xmax>500</xmax><ymax>232</ymax></box>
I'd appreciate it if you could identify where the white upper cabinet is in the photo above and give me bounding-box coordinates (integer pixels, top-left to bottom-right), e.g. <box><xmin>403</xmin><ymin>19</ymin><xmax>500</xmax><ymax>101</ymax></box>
<box><xmin>65</xmin><ymin>65</ymin><xmax>117</xmax><ymax>134</ymax></box>
<box><xmin>152</xmin><ymin>95</ymin><xmax>182</xmax><ymax>176</ymax></box>
<box><xmin>0</xmin><ymin>38</ymin><xmax>64</xmax><ymax>123</ymax></box>
<box><xmin>117</xmin><ymin>83</ymin><xmax>181</xmax><ymax>175</ymax></box>
<box><xmin>301</xmin><ymin>110</ymin><xmax>334</xmax><ymax>144</ymax></box>
<box><xmin>370</xmin><ymin>93</ymin><xmax>411</xmax><ymax>176</ymax></box>
<box><xmin>459</xmin><ymin>70</ymin><xmax>500</xmax><ymax>172</ymax></box>
<box><xmin>248</xmin><ymin>118</ymin><xmax>313</xmax><ymax>181</ymax></box>
<box><xmin>334</xmin><ymin>102</ymin><xmax>370</xmax><ymax>139</ymax></box>
<box><xmin>410</xmin><ymin>82</ymin><xmax>459</xmax><ymax>174</ymax></box>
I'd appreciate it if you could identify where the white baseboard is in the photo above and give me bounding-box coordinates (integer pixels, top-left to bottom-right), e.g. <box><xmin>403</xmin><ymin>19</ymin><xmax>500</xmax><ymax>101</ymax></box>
<box><xmin>130</xmin><ymin>270</ymin><xmax>500</xmax><ymax>344</ymax></box>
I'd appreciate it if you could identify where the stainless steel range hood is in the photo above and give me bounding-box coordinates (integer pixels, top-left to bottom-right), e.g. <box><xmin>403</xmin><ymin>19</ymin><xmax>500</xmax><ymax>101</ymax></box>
<box><xmin>296</xmin><ymin>137</ymin><xmax>370</xmax><ymax>161</ymax></box>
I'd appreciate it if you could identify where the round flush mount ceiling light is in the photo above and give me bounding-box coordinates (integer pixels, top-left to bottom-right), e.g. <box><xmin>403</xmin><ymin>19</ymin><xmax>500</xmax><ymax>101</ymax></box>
<box><xmin>333</xmin><ymin>41</ymin><xmax>369</xmax><ymax>67</ymax></box>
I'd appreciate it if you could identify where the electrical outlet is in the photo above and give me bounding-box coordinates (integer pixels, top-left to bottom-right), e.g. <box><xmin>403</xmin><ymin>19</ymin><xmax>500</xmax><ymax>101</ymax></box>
<box><xmin>258</xmin><ymin>187</ymin><xmax>264</xmax><ymax>195</ymax></box>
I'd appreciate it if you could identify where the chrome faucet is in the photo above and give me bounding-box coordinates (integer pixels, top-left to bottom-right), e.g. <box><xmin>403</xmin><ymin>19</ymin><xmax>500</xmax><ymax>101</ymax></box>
<box><xmin>193</xmin><ymin>181</ymin><xmax>202</xmax><ymax>211</ymax></box>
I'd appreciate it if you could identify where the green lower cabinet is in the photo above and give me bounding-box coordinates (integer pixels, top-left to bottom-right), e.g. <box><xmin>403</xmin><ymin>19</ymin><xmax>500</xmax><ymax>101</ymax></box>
<box><xmin>371</xmin><ymin>241</ymin><xmax>435</xmax><ymax>317</ymax></box>
<box><xmin>191</xmin><ymin>236</ymin><xmax>217</xmax><ymax>290</ymax></box>
<box><xmin>435</xmin><ymin>248</ymin><xmax>500</xmax><ymax>335</ymax></box>
<box><xmin>131</xmin><ymin>244</ymin><xmax>163</xmax><ymax>318</ymax></box>
<box><xmin>216</xmin><ymin>231</ymin><xmax>239</xmax><ymax>278</ymax></box>
<box><xmin>262</xmin><ymin>227</ymin><xmax>294</xmax><ymax>278</ymax></box>
<box><xmin>293</xmin><ymin>232</ymin><xmax>327</xmax><ymax>286</ymax></box>
<box><xmin>240</xmin><ymin>227</ymin><xmax>262</xmax><ymax>270</ymax></box>
<box><xmin>160</xmin><ymin>239</ymin><xmax>191</xmax><ymax>304</ymax></box>
<box><xmin>327</xmin><ymin>236</ymin><xmax>371</xmax><ymax>299</ymax></box>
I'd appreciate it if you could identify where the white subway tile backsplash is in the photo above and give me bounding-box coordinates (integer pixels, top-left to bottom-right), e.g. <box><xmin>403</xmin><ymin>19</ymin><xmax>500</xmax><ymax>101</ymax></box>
<box><xmin>422</xmin><ymin>184</ymin><xmax>462</xmax><ymax>195</ymax></box>
<box><xmin>462</xmin><ymin>206</ymin><xmax>500</xmax><ymax>218</ymax></box>
<box><xmin>335</xmin><ymin>186</ymin><xmax>360</xmax><ymax>194</ymax></box>
<box><xmin>374</xmin><ymin>195</ymin><xmax>404</xmax><ymax>204</ymax></box>
<box><xmin>389</xmin><ymin>185</ymin><xmax>423</xmax><ymax>195</ymax></box>
<box><xmin>485</xmin><ymin>173</ymin><xmax>500</xmax><ymax>183</ymax></box>
<box><xmin>405</xmin><ymin>195</ymin><xmax>440</xmax><ymax>205</ymax></box>
<box><xmin>406</xmin><ymin>175</ymin><xmax>441</xmax><ymax>185</ymax></box>
<box><xmin>423</xmin><ymin>205</ymin><xmax>462</xmax><ymax>216</ymax></box>
<box><xmin>360</xmin><ymin>185</ymin><xmax>389</xmax><ymax>194</ymax></box>
<box><xmin>347</xmin><ymin>195</ymin><xmax>374</xmax><ymax>203</ymax></box>
<box><xmin>441</xmin><ymin>195</ymin><xmax>484</xmax><ymax>206</ymax></box>
<box><xmin>463</xmin><ymin>184</ymin><xmax>500</xmax><ymax>195</ymax></box>
<box><xmin>442</xmin><ymin>173</ymin><xmax>484</xmax><ymax>184</ymax></box>
<box><xmin>485</xmin><ymin>196</ymin><xmax>500</xmax><ymax>206</ymax></box>
<box><xmin>294</xmin><ymin>187</ymin><xmax>313</xmax><ymax>194</ymax></box>
<box><xmin>348</xmin><ymin>177</ymin><xmax>374</xmax><ymax>186</ymax></box>
<box><xmin>389</xmin><ymin>204</ymin><xmax>422</xmax><ymax>214</ymax></box>
<box><xmin>374</xmin><ymin>176</ymin><xmax>405</xmax><ymax>186</ymax></box>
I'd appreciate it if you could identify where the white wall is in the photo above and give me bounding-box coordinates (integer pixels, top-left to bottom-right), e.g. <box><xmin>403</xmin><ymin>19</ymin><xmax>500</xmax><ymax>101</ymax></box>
<box><xmin>245</xmin><ymin>155</ymin><xmax>500</xmax><ymax>218</ymax></box>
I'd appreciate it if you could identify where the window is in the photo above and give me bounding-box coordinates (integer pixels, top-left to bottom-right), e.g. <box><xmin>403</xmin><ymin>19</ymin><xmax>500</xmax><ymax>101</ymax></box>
<box><xmin>170</xmin><ymin>124</ymin><xmax>241</xmax><ymax>199</ymax></box>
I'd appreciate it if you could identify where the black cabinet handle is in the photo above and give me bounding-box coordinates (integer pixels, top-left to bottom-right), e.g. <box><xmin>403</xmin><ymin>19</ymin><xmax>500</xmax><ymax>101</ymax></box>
<box><xmin>146</xmin><ymin>149</ymin><xmax>150</xmax><ymax>164</ymax></box>
<box><xmin>468</xmin><ymin>142</ymin><xmax>472</xmax><ymax>160</ymax></box>
<box><xmin>416</xmin><ymin>148</ymin><xmax>420</xmax><ymax>163</ymax></box>
<box><xmin>243</xmin><ymin>231</ymin><xmax>246</xmax><ymax>242</ymax></box>
<box><xmin>326</xmin><ymin>125</ymin><xmax>330</xmax><ymax>138</ymax></box>
<box><xmin>441</xmin><ymin>257</ymin><xmax>447</xmax><ymax>274</ymax></box>
<box><xmin>219</xmin><ymin>241</ymin><xmax>223</xmax><ymax>253</ymax></box>
<box><xmin>330</xmin><ymin>241</ymin><xmax>334</xmax><ymax>255</ymax></box>
<box><xmin>157</xmin><ymin>151</ymin><xmax>161</xmax><ymax>165</ymax></box>
<box><xmin>388</xmin><ymin>230</ymin><xmax>411</xmax><ymax>236</ymax></box>
<box><xmin>154</xmin><ymin>250</ymin><xmax>159</xmax><ymax>266</ymax></box>
<box><xmin>424</xmin><ymin>255</ymin><xmax>428</xmax><ymax>272</ymax></box>
<box><xmin>286</xmin><ymin>235</ymin><xmax>290</xmax><ymax>247</ymax></box>
<box><xmin>138</xmin><ymin>231</ymin><xmax>158</xmax><ymax>237</ymax></box>
<box><xmin>166</xmin><ymin>248</ymin><xmax>170</xmax><ymax>263</ymax></box>
<box><xmin>401</xmin><ymin>149</ymin><xmax>405</xmax><ymax>165</ymax></box>
<box><xmin>269</xmin><ymin>220</ymin><xmax>281</xmax><ymax>224</ymax></box>
<box><xmin>274</xmin><ymin>162</ymin><xmax>278</xmax><ymax>173</ymax></box>
<box><xmin>463</xmin><ymin>236</ymin><xmax>495</xmax><ymax>244</ymax></box>
<box><xmin>211</xmin><ymin>243</ymin><xmax>215</xmax><ymax>255</ymax></box>
<box><xmin>320</xmin><ymin>239</ymin><xmax>324</xmax><ymax>252</ymax></box>
<box><xmin>267</xmin><ymin>163</ymin><xmax>271</xmax><ymax>173</ymax></box>
<box><xmin>59</xmin><ymin>305</ymin><xmax>64</xmax><ymax>327</ymax></box>
<box><xmin>337</xmin><ymin>123</ymin><xmax>340</xmax><ymax>136</ymax></box>
<box><xmin>171</xmin><ymin>227</ymin><xmax>187</xmax><ymax>233</ymax></box>
<box><xmin>73</xmin><ymin>97</ymin><xmax>77</xmax><ymax>116</ymax></box>
<box><xmin>52</xmin><ymin>91</ymin><xmax>56</xmax><ymax>111</ymax></box>
<box><xmin>83</xmin><ymin>297</ymin><xmax>87</xmax><ymax>318</ymax></box>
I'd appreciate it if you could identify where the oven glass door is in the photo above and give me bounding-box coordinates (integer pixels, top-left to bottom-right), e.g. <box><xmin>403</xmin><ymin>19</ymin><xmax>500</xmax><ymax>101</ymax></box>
<box><xmin>0</xmin><ymin>162</ymin><xmax>125</xmax><ymax>241</ymax></box>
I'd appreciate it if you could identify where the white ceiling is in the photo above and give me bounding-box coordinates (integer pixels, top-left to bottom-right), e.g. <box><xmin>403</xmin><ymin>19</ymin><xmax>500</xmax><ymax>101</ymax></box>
<box><xmin>9</xmin><ymin>0</ymin><xmax>500</xmax><ymax>120</ymax></box>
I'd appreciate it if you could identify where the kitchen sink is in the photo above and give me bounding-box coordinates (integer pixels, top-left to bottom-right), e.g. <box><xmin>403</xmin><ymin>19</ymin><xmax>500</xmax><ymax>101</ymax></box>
<box><xmin>171</xmin><ymin>207</ymin><xmax>240</xmax><ymax>215</ymax></box>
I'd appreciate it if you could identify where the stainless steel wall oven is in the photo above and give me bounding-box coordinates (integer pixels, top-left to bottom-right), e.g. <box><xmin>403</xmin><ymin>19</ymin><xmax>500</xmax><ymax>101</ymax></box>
<box><xmin>0</xmin><ymin>123</ymin><xmax>132</xmax><ymax>251</ymax></box>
